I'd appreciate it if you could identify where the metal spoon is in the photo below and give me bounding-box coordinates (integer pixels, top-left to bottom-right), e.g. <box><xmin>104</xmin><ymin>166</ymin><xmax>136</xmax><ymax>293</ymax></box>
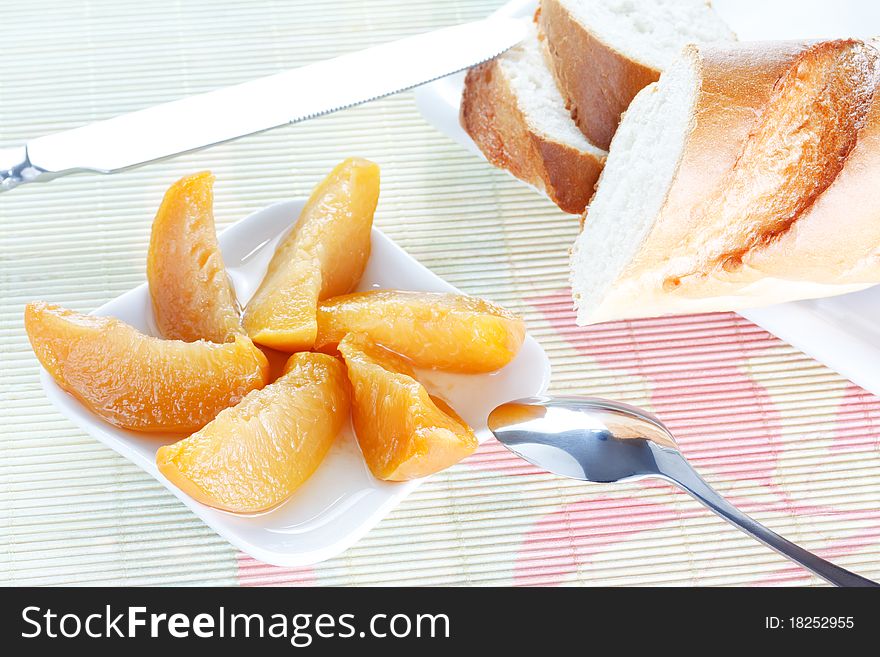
<box><xmin>488</xmin><ymin>395</ymin><xmax>878</xmax><ymax>587</ymax></box>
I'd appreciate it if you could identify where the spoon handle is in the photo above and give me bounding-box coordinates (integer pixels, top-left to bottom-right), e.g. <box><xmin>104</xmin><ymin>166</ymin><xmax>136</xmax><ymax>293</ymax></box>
<box><xmin>653</xmin><ymin>448</ymin><xmax>878</xmax><ymax>587</ymax></box>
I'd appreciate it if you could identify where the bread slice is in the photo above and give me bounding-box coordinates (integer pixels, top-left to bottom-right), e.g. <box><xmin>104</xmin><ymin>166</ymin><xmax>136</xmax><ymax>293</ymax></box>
<box><xmin>461</xmin><ymin>25</ymin><xmax>606</xmax><ymax>215</ymax></box>
<box><xmin>571</xmin><ymin>39</ymin><xmax>880</xmax><ymax>325</ymax></box>
<box><xmin>539</xmin><ymin>0</ymin><xmax>734</xmax><ymax>150</ymax></box>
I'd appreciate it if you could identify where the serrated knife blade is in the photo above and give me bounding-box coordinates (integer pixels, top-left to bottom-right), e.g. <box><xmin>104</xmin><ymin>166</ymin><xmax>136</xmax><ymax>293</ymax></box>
<box><xmin>0</xmin><ymin>16</ymin><xmax>527</xmax><ymax>192</ymax></box>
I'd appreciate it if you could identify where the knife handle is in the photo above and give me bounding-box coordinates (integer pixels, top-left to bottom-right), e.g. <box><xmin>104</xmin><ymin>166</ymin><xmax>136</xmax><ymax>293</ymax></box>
<box><xmin>0</xmin><ymin>146</ymin><xmax>52</xmax><ymax>192</ymax></box>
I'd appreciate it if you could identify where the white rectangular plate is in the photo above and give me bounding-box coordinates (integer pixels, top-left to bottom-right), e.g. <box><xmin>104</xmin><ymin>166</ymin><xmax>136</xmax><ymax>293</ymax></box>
<box><xmin>39</xmin><ymin>199</ymin><xmax>551</xmax><ymax>566</ymax></box>
<box><xmin>415</xmin><ymin>0</ymin><xmax>880</xmax><ymax>397</ymax></box>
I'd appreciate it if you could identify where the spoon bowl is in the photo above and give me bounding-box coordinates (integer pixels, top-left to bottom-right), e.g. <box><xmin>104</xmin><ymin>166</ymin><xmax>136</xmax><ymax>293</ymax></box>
<box><xmin>489</xmin><ymin>395</ymin><xmax>878</xmax><ymax>587</ymax></box>
<box><xmin>488</xmin><ymin>396</ymin><xmax>676</xmax><ymax>482</ymax></box>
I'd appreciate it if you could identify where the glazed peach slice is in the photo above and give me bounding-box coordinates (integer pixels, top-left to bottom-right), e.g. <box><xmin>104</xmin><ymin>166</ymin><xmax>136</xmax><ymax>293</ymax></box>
<box><xmin>147</xmin><ymin>171</ymin><xmax>242</xmax><ymax>343</ymax></box>
<box><xmin>339</xmin><ymin>333</ymin><xmax>477</xmax><ymax>481</ymax></box>
<box><xmin>25</xmin><ymin>302</ymin><xmax>268</xmax><ymax>433</ymax></box>
<box><xmin>316</xmin><ymin>290</ymin><xmax>526</xmax><ymax>373</ymax></box>
<box><xmin>243</xmin><ymin>158</ymin><xmax>380</xmax><ymax>351</ymax></box>
<box><xmin>156</xmin><ymin>352</ymin><xmax>349</xmax><ymax>514</ymax></box>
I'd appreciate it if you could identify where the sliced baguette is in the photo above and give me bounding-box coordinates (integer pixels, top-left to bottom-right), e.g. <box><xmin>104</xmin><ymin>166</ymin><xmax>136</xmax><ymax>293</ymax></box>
<box><xmin>539</xmin><ymin>0</ymin><xmax>734</xmax><ymax>150</ymax></box>
<box><xmin>571</xmin><ymin>39</ymin><xmax>880</xmax><ymax>325</ymax></box>
<box><xmin>461</xmin><ymin>25</ymin><xmax>606</xmax><ymax>215</ymax></box>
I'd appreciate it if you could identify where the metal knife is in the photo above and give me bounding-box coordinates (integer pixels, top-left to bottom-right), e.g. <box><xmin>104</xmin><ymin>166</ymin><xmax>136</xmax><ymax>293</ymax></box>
<box><xmin>0</xmin><ymin>17</ymin><xmax>527</xmax><ymax>192</ymax></box>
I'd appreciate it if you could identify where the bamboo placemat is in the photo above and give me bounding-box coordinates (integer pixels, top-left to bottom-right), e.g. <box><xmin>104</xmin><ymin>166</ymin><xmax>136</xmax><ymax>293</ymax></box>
<box><xmin>2</xmin><ymin>0</ymin><xmax>879</xmax><ymax>586</ymax></box>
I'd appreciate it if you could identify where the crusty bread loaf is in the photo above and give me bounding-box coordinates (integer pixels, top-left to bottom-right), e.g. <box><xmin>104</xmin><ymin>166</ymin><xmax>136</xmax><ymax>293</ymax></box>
<box><xmin>571</xmin><ymin>38</ymin><xmax>880</xmax><ymax>325</ymax></box>
<box><xmin>461</xmin><ymin>24</ymin><xmax>606</xmax><ymax>214</ymax></box>
<box><xmin>539</xmin><ymin>0</ymin><xmax>734</xmax><ymax>150</ymax></box>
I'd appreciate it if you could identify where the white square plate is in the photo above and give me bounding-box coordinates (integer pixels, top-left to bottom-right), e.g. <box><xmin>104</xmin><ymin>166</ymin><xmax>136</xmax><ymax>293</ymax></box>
<box><xmin>38</xmin><ymin>199</ymin><xmax>551</xmax><ymax>566</ymax></box>
<box><xmin>414</xmin><ymin>0</ymin><xmax>880</xmax><ymax>397</ymax></box>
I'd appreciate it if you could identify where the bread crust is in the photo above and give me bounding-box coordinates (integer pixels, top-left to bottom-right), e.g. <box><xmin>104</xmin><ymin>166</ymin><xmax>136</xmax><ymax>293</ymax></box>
<box><xmin>626</xmin><ymin>42</ymin><xmax>809</xmax><ymax>273</ymax></box>
<box><xmin>461</xmin><ymin>57</ymin><xmax>605</xmax><ymax>215</ymax></box>
<box><xmin>747</xmin><ymin>46</ymin><xmax>880</xmax><ymax>283</ymax></box>
<box><xmin>538</xmin><ymin>0</ymin><xmax>660</xmax><ymax>151</ymax></box>
<box><xmin>584</xmin><ymin>39</ymin><xmax>880</xmax><ymax>323</ymax></box>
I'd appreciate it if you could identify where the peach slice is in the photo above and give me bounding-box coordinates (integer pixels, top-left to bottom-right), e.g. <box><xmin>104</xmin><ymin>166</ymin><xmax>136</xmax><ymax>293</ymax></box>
<box><xmin>243</xmin><ymin>158</ymin><xmax>380</xmax><ymax>351</ymax></box>
<box><xmin>147</xmin><ymin>171</ymin><xmax>242</xmax><ymax>343</ymax></box>
<box><xmin>258</xmin><ymin>345</ymin><xmax>295</xmax><ymax>384</ymax></box>
<box><xmin>156</xmin><ymin>352</ymin><xmax>349</xmax><ymax>513</ymax></box>
<box><xmin>339</xmin><ymin>333</ymin><xmax>477</xmax><ymax>481</ymax></box>
<box><xmin>25</xmin><ymin>302</ymin><xmax>268</xmax><ymax>433</ymax></box>
<box><xmin>316</xmin><ymin>290</ymin><xmax>526</xmax><ymax>373</ymax></box>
